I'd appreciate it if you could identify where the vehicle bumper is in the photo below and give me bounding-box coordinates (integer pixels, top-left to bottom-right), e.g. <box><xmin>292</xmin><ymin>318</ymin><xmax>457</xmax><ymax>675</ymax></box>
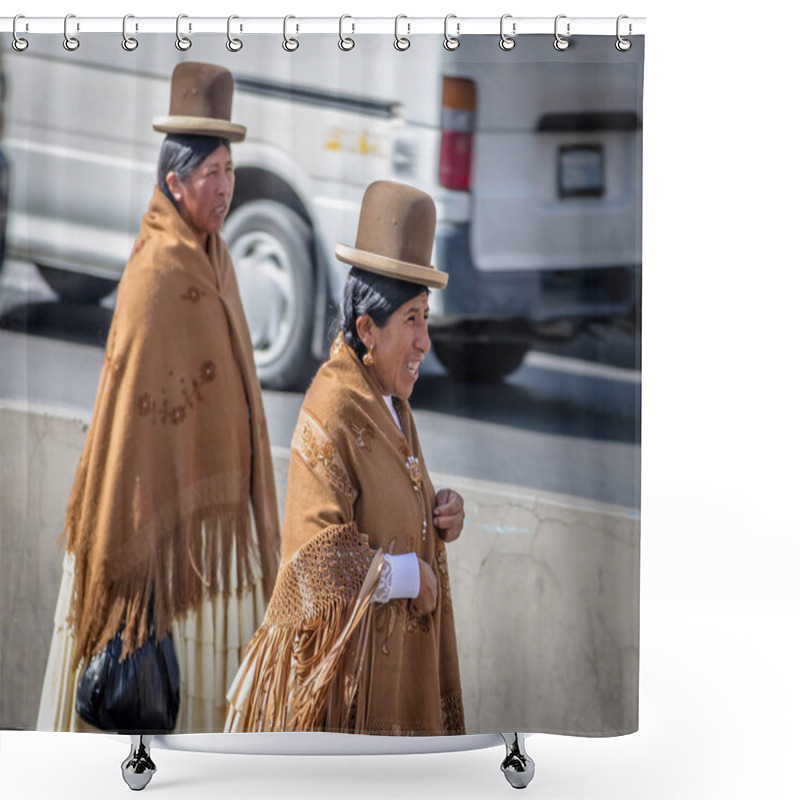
<box><xmin>433</xmin><ymin>222</ymin><xmax>639</xmax><ymax>329</ymax></box>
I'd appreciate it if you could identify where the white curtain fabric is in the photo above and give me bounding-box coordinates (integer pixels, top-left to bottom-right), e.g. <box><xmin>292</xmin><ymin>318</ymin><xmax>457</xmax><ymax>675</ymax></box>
<box><xmin>1</xmin><ymin>27</ymin><xmax>642</xmax><ymax>736</ymax></box>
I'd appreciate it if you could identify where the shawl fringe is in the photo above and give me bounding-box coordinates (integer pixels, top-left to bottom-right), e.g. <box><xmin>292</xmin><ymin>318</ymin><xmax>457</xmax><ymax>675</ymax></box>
<box><xmin>68</xmin><ymin>498</ymin><xmax>258</xmax><ymax>665</ymax></box>
<box><xmin>226</xmin><ymin>525</ymin><xmax>384</xmax><ymax>732</ymax></box>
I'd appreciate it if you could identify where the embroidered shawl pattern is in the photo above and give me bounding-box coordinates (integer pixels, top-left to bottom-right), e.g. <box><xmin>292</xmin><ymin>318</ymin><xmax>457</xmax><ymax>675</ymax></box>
<box><xmin>63</xmin><ymin>188</ymin><xmax>281</xmax><ymax>666</ymax></box>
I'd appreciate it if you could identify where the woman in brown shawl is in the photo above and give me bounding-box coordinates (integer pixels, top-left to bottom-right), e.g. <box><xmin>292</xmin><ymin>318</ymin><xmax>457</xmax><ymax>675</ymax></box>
<box><xmin>226</xmin><ymin>181</ymin><xmax>465</xmax><ymax>735</ymax></box>
<box><xmin>37</xmin><ymin>63</ymin><xmax>281</xmax><ymax>734</ymax></box>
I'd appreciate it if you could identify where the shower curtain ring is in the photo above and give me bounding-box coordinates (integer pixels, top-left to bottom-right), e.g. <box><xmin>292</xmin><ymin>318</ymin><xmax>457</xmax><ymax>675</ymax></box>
<box><xmin>12</xmin><ymin>15</ymin><xmax>29</xmax><ymax>52</ymax></box>
<box><xmin>283</xmin><ymin>15</ymin><xmax>299</xmax><ymax>51</ymax></box>
<box><xmin>554</xmin><ymin>14</ymin><xmax>570</xmax><ymax>51</ymax></box>
<box><xmin>176</xmin><ymin>14</ymin><xmax>192</xmax><ymax>51</ymax></box>
<box><xmin>227</xmin><ymin>15</ymin><xmax>243</xmax><ymax>52</ymax></box>
<box><xmin>615</xmin><ymin>15</ymin><xmax>632</xmax><ymax>51</ymax></box>
<box><xmin>499</xmin><ymin>14</ymin><xmax>516</xmax><ymax>51</ymax></box>
<box><xmin>394</xmin><ymin>15</ymin><xmax>410</xmax><ymax>51</ymax></box>
<box><xmin>339</xmin><ymin>15</ymin><xmax>355</xmax><ymax>51</ymax></box>
<box><xmin>122</xmin><ymin>15</ymin><xmax>139</xmax><ymax>51</ymax></box>
<box><xmin>444</xmin><ymin>14</ymin><xmax>460</xmax><ymax>51</ymax></box>
<box><xmin>63</xmin><ymin>14</ymin><xmax>80</xmax><ymax>51</ymax></box>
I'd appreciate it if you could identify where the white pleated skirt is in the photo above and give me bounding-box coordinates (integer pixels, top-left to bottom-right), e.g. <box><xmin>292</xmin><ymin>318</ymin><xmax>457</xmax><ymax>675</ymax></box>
<box><xmin>37</xmin><ymin>545</ymin><xmax>265</xmax><ymax>734</ymax></box>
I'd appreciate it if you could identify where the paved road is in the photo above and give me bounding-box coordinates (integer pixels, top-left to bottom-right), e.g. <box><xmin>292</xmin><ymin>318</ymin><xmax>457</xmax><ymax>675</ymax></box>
<box><xmin>1</xmin><ymin>259</ymin><xmax>640</xmax><ymax>508</ymax></box>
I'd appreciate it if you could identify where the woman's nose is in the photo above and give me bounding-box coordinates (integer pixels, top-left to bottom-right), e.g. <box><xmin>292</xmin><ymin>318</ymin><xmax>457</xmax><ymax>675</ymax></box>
<box><xmin>417</xmin><ymin>322</ymin><xmax>431</xmax><ymax>354</ymax></box>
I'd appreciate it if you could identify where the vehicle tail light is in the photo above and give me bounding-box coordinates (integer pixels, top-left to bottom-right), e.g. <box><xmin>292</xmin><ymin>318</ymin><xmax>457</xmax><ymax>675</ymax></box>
<box><xmin>439</xmin><ymin>77</ymin><xmax>476</xmax><ymax>191</ymax></box>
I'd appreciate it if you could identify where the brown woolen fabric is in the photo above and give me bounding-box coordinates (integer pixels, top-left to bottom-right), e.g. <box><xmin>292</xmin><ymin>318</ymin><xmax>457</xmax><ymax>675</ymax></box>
<box><xmin>63</xmin><ymin>187</ymin><xmax>281</xmax><ymax>666</ymax></box>
<box><xmin>226</xmin><ymin>334</ymin><xmax>464</xmax><ymax>735</ymax></box>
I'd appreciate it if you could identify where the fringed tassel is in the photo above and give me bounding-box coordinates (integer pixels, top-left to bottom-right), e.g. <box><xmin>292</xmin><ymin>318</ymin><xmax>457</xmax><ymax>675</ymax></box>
<box><xmin>287</xmin><ymin>552</ymin><xmax>383</xmax><ymax>731</ymax></box>
<box><xmin>225</xmin><ymin>551</ymin><xmax>384</xmax><ymax>733</ymax></box>
<box><xmin>225</xmin><ymin>624</ymin><xmax>295</xmax><ymax>731</ymax></box>
<box><xmin>68</xmin><ymin>500</ymin><xmax>258</xmax><ymax>668</ymax></box>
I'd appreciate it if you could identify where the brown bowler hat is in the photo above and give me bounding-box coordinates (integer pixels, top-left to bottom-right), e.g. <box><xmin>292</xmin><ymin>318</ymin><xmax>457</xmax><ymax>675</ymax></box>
<box><xmin>335</xmin><ymin>181</ymin><xmax>448</xmax><ymax>289</ymax></box>
<box><xmin>153</xmin><ymin>62</ymin><xmax>246</xmax><ymax>142</ymax></box>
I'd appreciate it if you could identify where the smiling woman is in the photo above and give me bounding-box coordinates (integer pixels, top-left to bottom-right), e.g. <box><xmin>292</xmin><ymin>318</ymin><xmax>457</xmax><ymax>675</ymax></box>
<box><xmin>226</xmin><ymin>181</ymin><xmax>466</xmax><ymax>734</ymax></box>
<box><xmin>346</xmin><ymin>274</ymin><xmax>430</xmax><ymax>401</ymax></box>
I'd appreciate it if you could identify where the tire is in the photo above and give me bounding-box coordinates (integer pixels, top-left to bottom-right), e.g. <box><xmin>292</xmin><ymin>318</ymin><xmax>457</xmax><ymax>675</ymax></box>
<box><xmin>37</xmin><ymin>265</ymin><xmax>118</xmax><ymax>304</ymax></box>
<box><xmin>223</xmin><ymin>200</ymin><xmax>315</xmax><ymax>391</ymax></box>
<box><xmin>431</xmin><ymin>336</ymin><xmax>528</xmax><ymax>384</ymax></box>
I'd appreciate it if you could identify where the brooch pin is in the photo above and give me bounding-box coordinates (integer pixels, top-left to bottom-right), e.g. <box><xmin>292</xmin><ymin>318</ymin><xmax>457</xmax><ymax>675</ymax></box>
<box><xmin>405</xmin><ymin>456</ymin><xmax>422</xmax><ymax>490</ymax></box>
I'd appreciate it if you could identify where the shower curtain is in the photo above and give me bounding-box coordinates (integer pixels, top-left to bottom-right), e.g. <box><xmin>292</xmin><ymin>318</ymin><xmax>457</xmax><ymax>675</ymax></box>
<box><xmin>0</xmin><ymin>22</ymin><xmax>642</xmax><ymax>738</ymax></box>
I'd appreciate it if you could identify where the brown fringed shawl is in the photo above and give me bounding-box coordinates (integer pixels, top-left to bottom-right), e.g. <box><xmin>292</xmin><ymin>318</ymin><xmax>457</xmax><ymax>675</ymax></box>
<box><xmin>64</xmin><ymin>187</ymin><xmax>281</xmax><ymax>666</ymax></box>
<box><xmin>226</xmin><ymin>334</ymin><xmax>465</xmax><ymax>735</ymax></box>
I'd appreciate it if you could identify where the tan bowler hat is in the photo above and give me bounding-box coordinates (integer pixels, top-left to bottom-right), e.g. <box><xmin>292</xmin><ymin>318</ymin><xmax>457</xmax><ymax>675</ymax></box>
<box><xmin>335</xmin><ymin>181</ymin><xmax>448</xmax><ymax>289</ymax></box>
<box><xmin>153</xmin><ymin>62</ymin><xmax>246</xmax><ymax>142</ymax></box>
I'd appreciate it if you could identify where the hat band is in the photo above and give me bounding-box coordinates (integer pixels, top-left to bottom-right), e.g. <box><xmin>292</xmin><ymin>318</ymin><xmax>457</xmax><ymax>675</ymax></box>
<box><xmin>152</xmin><ymin>115</ymin><xmax>246</xmax><ymax>142</ymax></box>
<box><xmin>335</xmin><ymin>243</ymin><xmax>448</xmax><ymax>289</ymax></box>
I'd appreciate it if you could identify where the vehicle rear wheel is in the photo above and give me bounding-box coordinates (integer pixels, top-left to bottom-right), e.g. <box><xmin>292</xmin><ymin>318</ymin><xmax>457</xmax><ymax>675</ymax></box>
<box><xmin>431</xmin><ymin>336</ymin><xmax>528</xmax><ymax>383</ymax></box>
<box><xmin>223</xmin><ymin>199</ymin><xmax>315</xmax><ymax>391</ymax></box>
<box><xmin>36</xmin><ymin>265</ymin><xmax>117</xmax><ymax>304</ymax></box>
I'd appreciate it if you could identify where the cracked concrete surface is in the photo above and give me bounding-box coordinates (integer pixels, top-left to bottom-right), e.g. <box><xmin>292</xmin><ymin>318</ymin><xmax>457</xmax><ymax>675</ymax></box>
<box><xmin>1</xmin><ymin>402</ymin><xmax>639</xmax><ymax>735</ymax></box>
<box><xmin>431</xmin><ymin>469</ymin><xmax>640</xmax><ymax>735</ymax></box>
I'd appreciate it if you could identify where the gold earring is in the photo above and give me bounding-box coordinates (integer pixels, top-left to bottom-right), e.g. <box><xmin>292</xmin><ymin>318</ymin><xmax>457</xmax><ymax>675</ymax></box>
<box><xmin>363</xmin><ymin>348</ymin><xmax>374</xmax><ymax>367</ymax></box>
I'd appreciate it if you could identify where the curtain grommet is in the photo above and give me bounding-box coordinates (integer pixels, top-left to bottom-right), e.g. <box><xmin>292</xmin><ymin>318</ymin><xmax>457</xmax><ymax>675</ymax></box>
<box><xmin>444</xmin><ymin>14</ymin><xmax>460</xmax><ymax>51</ymax></box>
<box><xmin>338</xmin><ymin>14</ymin><xmax>355</xmax><ymax>51</ymax></box>
<box><xmin>500</xmin><ymin>14</ymin><xmax>516</xmax><ymax>51</ymax></box>
<box><xmin>615</xmin><ymin>15</ymin><xmax>632</xmax><ymax>51</ymax></box>
<box><xmin>554</xmin><ymin>14</ymin><xmax>570</xmax><ymax>51</ymax></box>
<box><xmin>175</xmin><ymin>14</ymin><xmax>192</xmax><ymax>51</ymax></box>
<box><xmin>226</xmin><ymin>15</ymin><xmax>243</xmax><ymax>52</ymax></box>
<box><xmin>63</xmin><ymin>14</ymin><xmax>80</xmax><ymax>51</ymax></box>
<box><xmin>12</xmin><ymin>14</ymin><xmax>29</xmax><ymax>52</ymax></box>
<box><xmin>122</xmin><ymin>14</ymin><xmax>139</xmax><ymax>51</ymax></box>
<box><xmin>283</xmin><ymin>15</ymin><xmax>299</xmax><ymax>52</ymax></box>
<box><xmin>394</xmin><ymin>15</ymin><xmax>411</xmax><ymax>51</ymax></box>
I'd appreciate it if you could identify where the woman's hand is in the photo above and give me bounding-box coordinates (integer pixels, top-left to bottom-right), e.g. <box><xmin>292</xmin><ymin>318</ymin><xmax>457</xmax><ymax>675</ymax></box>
<box><xmin>434</xmin><ymin>488</ymin><xmax>465</xmax><ymax>543</ymax></box>
<box><xmin>409</xmin><ymin>557</ymin><xmax>438</xmax><ymax>616</ymax></box>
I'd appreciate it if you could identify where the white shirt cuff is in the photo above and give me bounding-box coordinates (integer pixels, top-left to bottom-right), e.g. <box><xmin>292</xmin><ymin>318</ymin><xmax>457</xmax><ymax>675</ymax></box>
<box><xmin>372</xmin><ymin>552</ymin><xmax>420</xmax><ymax>603</ymax></box>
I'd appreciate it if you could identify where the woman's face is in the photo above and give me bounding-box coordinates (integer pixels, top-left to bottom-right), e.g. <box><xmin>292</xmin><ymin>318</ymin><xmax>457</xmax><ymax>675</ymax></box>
<box><xmin>166</xmin><ymin>145</ymin><xmax>234</xmax><ymax>240</ymax></box>
<box><xmin>359</xmin><ymin>291</ymin><xmax>431</xmax><ymax>401</ymax></box>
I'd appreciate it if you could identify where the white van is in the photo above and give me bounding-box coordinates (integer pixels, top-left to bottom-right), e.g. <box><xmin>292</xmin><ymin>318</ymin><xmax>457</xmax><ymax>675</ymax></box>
<box><xmin>2</xmin><ymin>33</ymin><xmax>642</xmax><ymax>388</ymax></box>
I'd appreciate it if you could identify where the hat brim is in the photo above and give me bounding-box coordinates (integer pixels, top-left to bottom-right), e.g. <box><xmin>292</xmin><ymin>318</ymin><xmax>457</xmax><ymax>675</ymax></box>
<box><xmin>153</xmin><ymin>115</ymin><xmax>246</xmax><ymax>143</ymax></box>
<box><xmin>335</xmin><ymin>243</ymin><xmax>448</xmax><ymax>289</ymax></box>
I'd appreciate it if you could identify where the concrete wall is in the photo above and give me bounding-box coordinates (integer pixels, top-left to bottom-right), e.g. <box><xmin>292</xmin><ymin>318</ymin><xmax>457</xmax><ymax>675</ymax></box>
<box><xmin>1</xmin><ymin>400</ymin><xmax>639</xmax><ymax>735</ymax></box>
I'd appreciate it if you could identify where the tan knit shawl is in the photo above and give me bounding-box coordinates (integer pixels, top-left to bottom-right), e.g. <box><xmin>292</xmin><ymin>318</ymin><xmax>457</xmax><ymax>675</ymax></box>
<box><xmin>226</xmin><ymin>334</ymin><xmax>465</xmax><ymax>735</ymax></box>
<box><xmin>64</xmin><ymin>187</ymin><xmax>281</xmax><ymax>666</ymax></box>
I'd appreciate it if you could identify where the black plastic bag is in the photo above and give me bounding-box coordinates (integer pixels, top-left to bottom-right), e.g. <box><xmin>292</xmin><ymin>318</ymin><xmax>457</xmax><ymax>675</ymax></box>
<box><xmin>75</xmin><ymin>628</ymin><xmax>180</xmax><ymax>733</ymax></box>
